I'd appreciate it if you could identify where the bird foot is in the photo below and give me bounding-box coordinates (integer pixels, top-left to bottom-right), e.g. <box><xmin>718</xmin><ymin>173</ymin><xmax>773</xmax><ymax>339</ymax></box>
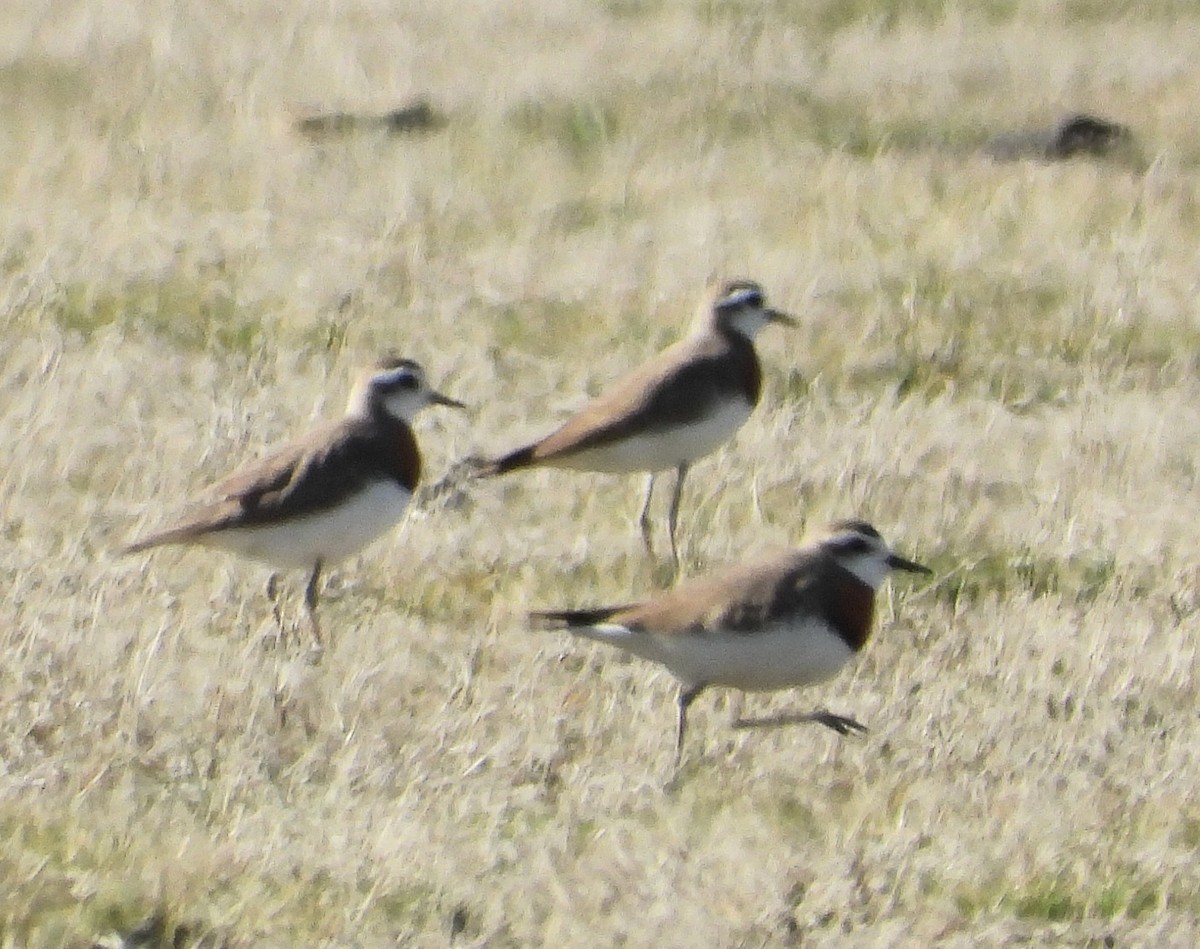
<box><xmin>808</xmin><ymin>710</ymin><xmax>868</xmax><ymax>736</ymax></box>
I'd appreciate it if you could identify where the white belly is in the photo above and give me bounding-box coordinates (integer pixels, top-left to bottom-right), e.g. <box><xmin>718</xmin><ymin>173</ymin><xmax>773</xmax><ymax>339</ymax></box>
<box><xmin>200</xmin><ymin>481</ymin><xmax>411</xmax><ymax>569</ymax></box>
<box><xmin>596</xmin><ymin>620</ymin><xmax>856</xmax><ymax>692</ymax></box>
<box><xmin>554</xmin><ymin>398</ymin><xmax>752</xmax><ymax>473</ymax></box>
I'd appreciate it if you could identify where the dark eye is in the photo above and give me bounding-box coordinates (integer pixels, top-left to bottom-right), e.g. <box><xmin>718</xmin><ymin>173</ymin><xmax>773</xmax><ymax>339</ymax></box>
<box><xmin>375</xmin><ymin>368</ymin><xmax>420</xmax><ymax>392</ymax></box>
<box><xmin>832</xmin><ymin>536</ymin><xmax>872</xmax><ymax>557</ymax></box>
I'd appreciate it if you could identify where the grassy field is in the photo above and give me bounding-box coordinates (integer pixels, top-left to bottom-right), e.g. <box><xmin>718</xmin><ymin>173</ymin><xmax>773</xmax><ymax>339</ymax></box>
<box><xmin>4</xmin><ymin>0</ymin><xmax>1200</xmax><ymax>945</ymax></box>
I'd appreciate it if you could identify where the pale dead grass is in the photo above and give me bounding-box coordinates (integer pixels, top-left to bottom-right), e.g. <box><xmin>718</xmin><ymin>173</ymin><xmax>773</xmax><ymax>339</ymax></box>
<box><xmin>4</xmin><ymin>0</ymin><xmax>1200</xmax><ymax>946</ymax></box>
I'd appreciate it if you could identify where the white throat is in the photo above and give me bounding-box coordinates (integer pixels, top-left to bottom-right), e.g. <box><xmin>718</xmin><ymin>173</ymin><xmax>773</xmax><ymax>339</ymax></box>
<box><xmin>345</xmin><ymin>387</ymin><xmax>423</xmax><ymax>422</ymax></box>
<box><xmin>723</xmin><ymin>307</ymin><xmax>771</xmax><ymax>340</ymax></box>
<box><xmin>841</xmin><ymin>554</ymin><xmax>891</xmax><ymax>591</ymax></box>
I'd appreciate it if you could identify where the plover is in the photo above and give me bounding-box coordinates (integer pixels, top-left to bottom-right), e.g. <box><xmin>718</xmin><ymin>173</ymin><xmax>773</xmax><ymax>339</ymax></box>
<box><xmin>531</xmin><ymin>520</ymin><xmax>930</xmax><ymax>765</ymax></box>
<box><xmin>122</xmin><ymin>355</ymin><xmax>464</xmax><ymax>646</ymax></box>
<box><xmin>476</xmin><ymin>279</ymin><xmax>793</xmax><ymax>569</ymax></box>
<box><xmin>984</xmin><ymin>113</ymin><xmax>1133</xmax><ymax>161</ymax></box>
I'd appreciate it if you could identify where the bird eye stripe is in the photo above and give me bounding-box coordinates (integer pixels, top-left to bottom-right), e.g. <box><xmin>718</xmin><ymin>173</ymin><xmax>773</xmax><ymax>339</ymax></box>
<box><xmin>375</xmin><ymin>369</ymin><xmax>420</xmax><ymax>390</ymax></box>
<box><xmin>829</xmin><ymin>536</ymin><xmax>874</xmax><ymax>556</ymax></box>
<box><xmin>828</xmin><ymin>519</ymin><xmax>881</xmax><ymax>540</ymax></box>
<box><xmin>722</xmin><ymin>288</ymin><xmax>764</xmax><ymax>309</ymax></box>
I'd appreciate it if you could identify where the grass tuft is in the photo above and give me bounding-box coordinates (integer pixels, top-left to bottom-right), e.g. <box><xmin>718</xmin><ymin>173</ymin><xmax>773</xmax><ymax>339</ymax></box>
<box><xmin>508</xmin><ymin>98</ymin><xmax>619</xmax><ymax>163</ymax></box>
<box><xmin>42</xmin><ymin>275</ymin><xmax>277</xmax><ymax>355</ymax></box>
<box><xmin>958</xmin><ymin>869</ymin><xmax>1160</xmax><ymax>923</ymax></box>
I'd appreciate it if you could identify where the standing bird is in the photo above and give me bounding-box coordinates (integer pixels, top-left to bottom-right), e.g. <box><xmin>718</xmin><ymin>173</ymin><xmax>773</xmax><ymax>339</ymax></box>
<box><xmin>531</xmin><ymin>520</ymin><xmax>931</xmax><ymax>766</ymax></box>
<box><xmin>475</xmin><ymin>279</ymin><xmax>794</xmax><ymax>570</ymax></box>
<box><xmin>121</xmin><ymin>356</ymin><xmax>465</xmax><ymax>646</ymax></box>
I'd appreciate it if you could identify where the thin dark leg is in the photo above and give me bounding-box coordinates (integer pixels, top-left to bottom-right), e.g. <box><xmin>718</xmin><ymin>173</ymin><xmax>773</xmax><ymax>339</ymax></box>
<box><xmin>638</xmin><ymin>473</ymin><xmax>657</xmax><ymax>557</ymax></box>
<box><xmin>675</xmin><ymin>683</ymin><xmax>705</xmax><ymax>767</ymax></box>
<box><xmin>728</xmin><ymin>691</ymin><xmax>745</xmax><ymax>727</ymax></box>
<box><xmin>730</xmin><ymin>707</ymin><xmax>868</xmax><ymax>736</ymax></box>
<box><xmin>265</xmin><ymin>572</ymin><xmax>285</xmax><ymax>646</ymax></box>
<box><xmin>666</xmin><ymin>462</ymin><xmax>689</xmax><ymax>573</ymax></box>
<box><xmin>304</xmin><ymin>559</ymin><xmax>324</xmax><ymax>647</ymax></box>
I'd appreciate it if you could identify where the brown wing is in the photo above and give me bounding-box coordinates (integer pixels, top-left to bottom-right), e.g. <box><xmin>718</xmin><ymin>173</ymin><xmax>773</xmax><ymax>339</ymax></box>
<box><xmin>604</xmin><ymin>547</ymin><xmax>836</xmax><ymax>637</ymax></box>
<box><xmin>121</xmin><ymin>435</ymin><xmax>319</xmax><ymax>551</ymax></box>
<box><xmin>490</xmin><ymin>331</ymin><xmax>759</xmax><ymax>472</ymax></box>
<box><xmin>536</xmin><ymin>546</ymin><xmax>876</xmax><ymax>650</ymax></box>
<box><xmin>204</xmin><ymin>416</ymin><xmax>346</xmax><ymax>504</ymax></box>
<box><xmin>122</xmin><ymin>415</ymin><xmax>418</xmax><ymax>551</ymax></box>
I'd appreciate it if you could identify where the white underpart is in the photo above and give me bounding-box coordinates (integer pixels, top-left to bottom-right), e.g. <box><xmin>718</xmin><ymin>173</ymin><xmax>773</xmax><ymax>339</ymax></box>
<box><xmin>576</xmin><ymin>619</ymin><xmax>856</xmax><ymax>692</ymax></box>
<box><xmin>549</xmin><ymin>397</ymin><xmax>752</xmax><ymax>473</ymax></box>
<box><xmin>198</xmin><ymin>481</ymin><xmax>412</xmax><ymax>569</ymax></box>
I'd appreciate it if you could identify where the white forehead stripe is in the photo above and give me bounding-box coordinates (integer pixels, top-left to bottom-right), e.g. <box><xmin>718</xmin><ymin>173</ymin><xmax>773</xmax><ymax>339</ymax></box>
<box><xmin>722</xmin><ymin>287</ymin><xmax>764</xmax><ymax>308</ymax></box>
<box><xmin>375</xmin><ymin>366</ymin><xmax>420</xmax><ymax>387</ymax></box>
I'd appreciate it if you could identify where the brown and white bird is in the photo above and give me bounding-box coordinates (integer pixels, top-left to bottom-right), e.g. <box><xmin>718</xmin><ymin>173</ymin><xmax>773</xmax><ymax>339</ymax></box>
<box><xmin>531</xmin><ymin>520</ymin><xmax>931</xmax><ymax>765</ymax></box>
<box><xmin>475</xmin><ymin>279</ymin><xmax>794</xmax><ymax>569</ymax></box>
<box><xmin>122</xmin><ymin>356</ymin><xmax>464</xmax><ymax>646</ymax></box>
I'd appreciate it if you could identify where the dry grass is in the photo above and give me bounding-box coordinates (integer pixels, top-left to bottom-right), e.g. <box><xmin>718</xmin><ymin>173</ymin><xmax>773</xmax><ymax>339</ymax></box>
<box><xmin>4</xmin><ymin>0</ymin><xmax>1200</xmax><ymax>945</ymax></box>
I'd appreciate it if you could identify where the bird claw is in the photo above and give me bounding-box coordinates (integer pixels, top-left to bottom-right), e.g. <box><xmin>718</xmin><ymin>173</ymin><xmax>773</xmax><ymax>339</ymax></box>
<box><xmin>810</xmin><ymin>711</ymin><xmax>868</xmax><ymax>736</ymax></box>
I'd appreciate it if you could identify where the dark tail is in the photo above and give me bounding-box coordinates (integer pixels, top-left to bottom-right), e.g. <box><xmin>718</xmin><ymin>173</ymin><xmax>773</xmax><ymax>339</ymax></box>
<box><xmin>120</xmin><ymin>536</ymin><xmax>169</xmax><ymax>556</ymax></box>
<box><xmin>469</xmin><ymin>444</ymin><xmax>537</xmax><ymax>478</ymax></box>
<box><xmin>530</xmin><ymin>605</ymin><xmax>628</xmax><ymax>629</ymax></box>
<box><xmin>118</xmin><ymin>524</ymin><xmax>202</xmax><ymax>556</ymax></box>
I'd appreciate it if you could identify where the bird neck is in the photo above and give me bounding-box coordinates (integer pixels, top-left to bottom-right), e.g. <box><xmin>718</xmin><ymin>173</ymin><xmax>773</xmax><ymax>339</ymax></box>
<box><xmin>825</xmin><ymin>569</ymin><xmax>877</xmax><ymax>652</ymax></box>
<box><xmin>344</xmin><ymin>381</ymin><xmax>376</xmax><ymax>419</ymax></box>
<box><xmin>839</xmin><ymin>556</ymin><xmax>889</xmax><ymax>591</ymax></box>
<box><xmin>346</xmin><ymin>390</ymin><xmax>412</xmax><ymax>427</ymax></box>
<box><xmin>704</xmin><ymin>310</ymin><xmax>766</xmax><ymax>343</ymax></box>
